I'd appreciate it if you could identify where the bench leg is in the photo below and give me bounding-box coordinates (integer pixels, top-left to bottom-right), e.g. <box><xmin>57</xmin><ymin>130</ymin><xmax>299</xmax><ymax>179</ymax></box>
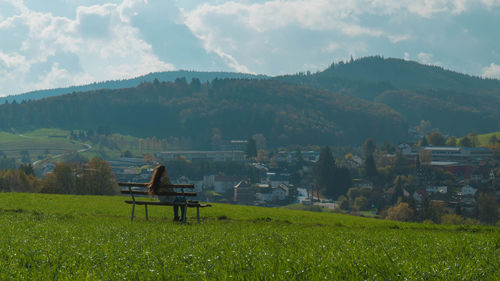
<box><xmin>131</xmin><ymin>203</ymin><xmax>135</xmax><ymax>222</ymax></box>
<box><xmin>197</xmin><ymin>206</ymin><xmax>200</xmax><ymax>223</ymax></box>
<box><xmin>182</xmin><ymin>204</ymin><xmax>187</xmax><ymax>222</ymax></box>
<box><xmin>145</xmin><ymin>204</ymin><xmax>148</xmax><ymax>221</ymax></box>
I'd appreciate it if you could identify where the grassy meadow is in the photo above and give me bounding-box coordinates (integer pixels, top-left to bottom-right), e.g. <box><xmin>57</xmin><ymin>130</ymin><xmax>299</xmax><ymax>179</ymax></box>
<box><xmin>0</xmin><ymin>129</ymin><xmax>83</xmax><ymax>161</ymax></box>
<box><xmin>0</xmin><ymin>192</ymin><xmax>498</xmax><ymax>280</ymax></box>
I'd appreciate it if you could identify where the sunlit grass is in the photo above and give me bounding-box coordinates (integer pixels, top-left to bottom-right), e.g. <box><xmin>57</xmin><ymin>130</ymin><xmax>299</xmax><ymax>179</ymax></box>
<box><xmin>0</xmin><ymin>192</ymin><xmax>498</xmax><ymax>280</ymax></box>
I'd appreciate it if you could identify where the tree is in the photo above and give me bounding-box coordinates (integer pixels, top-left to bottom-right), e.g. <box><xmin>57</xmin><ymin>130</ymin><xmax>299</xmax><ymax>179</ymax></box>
<box><xmin>391</xmin><ymin>176</ymin><xmax>405</xmax><ymax>204</ymax></box>
<box><xmin>415</xmin><ymin>120</ymin><xmax>432</xmax><ymax>136</ymax></box>
<box><xmin>190</xmin><ymin>78</ymin><xmax>202</xmax><ymax>91</ymax></box>
<box><xmin>18</xmin><ymin>164</ymin><xmax>34</xmax><ymax>176</ymax></box>
<box><xmin>244</xmin><ymin>138</ymin><xmax>258</xmax><ymax>159</ymax></box>
<box><xmin>386</xmin><ymin>202</ymin><xmax>414</xmax><ymax>222</ymax></box>
<box><xmin>468</xmin><ymin>131</ymin><xmax>479</xmax><ymax>147</ymax></box>
<box><xmin>354</xmin><ymin>195</ymin><xmax>368</xmax><ymax>211</ymax></box>
<box><xmin>489</xmin><ymin>135</ymin><xmax>498</xmax><ymax>147</ymax></box>
<box><xmin>337</xmin><ymin>195</ymin><xmax>349</xmax><ymax>210</ymax></box>
<box><xmin>333</xmin><ymin>167</ymin><xmax>352</xmax><ymax>198</ymax></box>
<box><xmin>40</xmin><ymin>163</ymin><xmax>76</xmax><ymax>194</ymax></box>
<box><xmin>81</xmin><ymin>158</ymin><xmax>118</xmax><ymax>195</ymax></box>
<box><xmin>362</xmin><ymin>138</ymin><xmax>376</xmax><ymax>157</ymax></box>
<box><xmin>427</xmin><ymin>132</ymin><xmax>445</xmax><ymax>146</ymax></box>
<box><xmin>121</xmin><ymin>150</ymin><xmax>133</xmax><ymax>158</ymax></box>
<box><xmin>364</xmin><ymin>154</ymin><xmax>379</xmax><ymax>185</ymax></box>
<box><xmin>445</xmin><ymin>136</ymin><xmax>457</xmax><ymax>147</ymax></box>
<box><xmin>20</xmin><ymin>150</ymin><xmax>30</xmax><ymax>164</ymax></box>
<box><xmin>476</xmin><ymin>192</ymin><xmax>499</xmax><ymax>225</ymax></box>
<box><xmin>459</xmin><ymin>137</ymin><xmax>472</xmax><ymax>147</ymax></box>
<box><xmin>392</xmin><ymin>152</ymin><xmax>410</xmax><ymax>175</ymax></box>
<box><xmin>314</xmin><ymin>146</ymin><xmax>336</xmax><ymax>198</ymax></box>
<box><xmin>420</xmin><ymin>135</ymin><xmax>428</xmax><ymax>147</ymax></box>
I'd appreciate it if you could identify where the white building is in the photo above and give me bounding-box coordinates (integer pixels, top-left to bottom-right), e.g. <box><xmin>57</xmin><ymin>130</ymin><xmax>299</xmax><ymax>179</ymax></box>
<box><xmin>204</xmin><ymin>175</ymin><xmax>241</xmax><ymax>194</ymax></box>
<box><xmin>426</xmin><ymin>186</ymin><xmax>448</xmax><ymax>194</ymax></box>
<box><xmin>460</xmin><ymin>185</ymin><xmax>477</xmax><ymax>196</ymax></box>
<box><xmin>255</xmin><ymin>184</ymin><xmax>287</xmax><ymax>202</ymax></box>
<box><xmin>156</xmin><ymin>150</ymin><xmax>244</xmax><ymax>162</ymax></box>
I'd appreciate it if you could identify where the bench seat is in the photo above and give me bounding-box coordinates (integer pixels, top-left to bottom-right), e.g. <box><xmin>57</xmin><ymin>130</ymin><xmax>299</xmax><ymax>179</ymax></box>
<box><xmin>119</xmin><ymin>181</ymin><xmax>211</xmax><ymax>222</ymax></box>
<box><xmin>124</xmin><ymin>200</ymin><xmax>211</xmax><ymax>208</ymax></box>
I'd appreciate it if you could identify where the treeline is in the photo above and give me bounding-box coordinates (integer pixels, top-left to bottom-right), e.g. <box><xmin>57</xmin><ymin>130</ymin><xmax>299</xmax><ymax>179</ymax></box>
<box><xmin>0</xmin><ymin>70</ymin><xmax>267</xmax><ymax>103</ymax></box>
<box><xmin>276</xmin><ymin>56</ymin><xmax>500</xmax><ymax>136</ymax></box>
<box><xmin>0</xmin><ymin>78</ymin><xmax>407</xmax><ymax>147</ymax></box>
<box><xmin>0</xmin><ymin>158</ymin><xmax>118</xmax><ymax>195</ymax></box>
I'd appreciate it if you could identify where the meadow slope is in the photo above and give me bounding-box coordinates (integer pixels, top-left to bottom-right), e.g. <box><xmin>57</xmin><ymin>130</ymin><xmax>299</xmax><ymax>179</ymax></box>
<box><xmin>0</xmin><ymin>193</ymin><xmax>498</xmax><ymax>280</ymax></box>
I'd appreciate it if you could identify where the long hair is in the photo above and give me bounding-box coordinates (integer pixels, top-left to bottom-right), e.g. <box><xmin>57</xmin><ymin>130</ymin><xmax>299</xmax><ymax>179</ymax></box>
<box><xmin>148</xmin><ymin>165</ymin><xmax>165</xmax><ymax>195</ymax></box>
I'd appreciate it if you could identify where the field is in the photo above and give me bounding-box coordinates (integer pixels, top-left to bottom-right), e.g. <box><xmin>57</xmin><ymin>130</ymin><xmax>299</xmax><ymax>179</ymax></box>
<box><xmin>0</xmin><ymin>128</ymin><xmax>177</xmax><ymax>162</ymax></box>
<box><xmin>475</xmin><ymin>131</ymin><xmax>500</xmax><ymax>146</ymax></box>
<box><xmin>0</xmin><ymin>193</ymin><xmax>498</xmax><ymax>280</ymax></box>
<box><xmin>0</xmin><ymin>129</ymin><xmax>84</xmax><ymax>161</ymax></box>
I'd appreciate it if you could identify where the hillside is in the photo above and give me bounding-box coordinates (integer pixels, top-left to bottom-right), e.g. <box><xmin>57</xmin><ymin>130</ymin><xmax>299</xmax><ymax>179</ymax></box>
<box><xmin>0</xmin><ymin>192</ymin><xmax>498</xmax><ymax>280</ymax></box>
<box><xmin>276</xmin><ymin>56</ymin><xmax>500</xmax><ymax>135</ymax></box>
<box><xmin>0</xmin><ymin>129</ymin><xmax>86</xmax><ymax>163</ymax></box>
<box><xmin>3</xmin><ymin>56</ymin><xmax>500</xmax><ymax>139</ymax></box>
<box><xmin>0</xmin><ymin>71</ymin><xmax>268</xmax><ymax>103</ymax></box>
<box><xmin>0</xmin><ymin>79</ymin><xmax>407</xmax><ymax>147</ymax></box>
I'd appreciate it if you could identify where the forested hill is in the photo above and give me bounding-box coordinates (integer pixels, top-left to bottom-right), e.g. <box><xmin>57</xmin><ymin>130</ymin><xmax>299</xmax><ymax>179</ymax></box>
<box><xmin>0</xmin><ymin>71</ymin><xmax>268</xmax><ymax>104</ymax></box>
<box><xmin>275</xmin><ymin>56</ymin><xmax>500</xmax><ymax>135</ymax></box>
<box><xmin>277</xmin><ymin>56</ymin><xmax>500</xmax><ymax>93</ymax></box>
<box><xmin>0</xmin><ymin>79</ymin><xmax>406</xmax><ymax>147</ymax></box>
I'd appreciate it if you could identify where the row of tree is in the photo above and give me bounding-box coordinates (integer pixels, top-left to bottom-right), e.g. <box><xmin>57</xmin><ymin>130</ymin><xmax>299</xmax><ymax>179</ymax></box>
<box><xmin>0</xmin><ymin>79</ymin><xmax>407</xmax><ymax>148</ymax></box>
<box><xmin>0</xmin><ymin>158</ymin><xmax>118</xmax><ymax>195</ymax></box>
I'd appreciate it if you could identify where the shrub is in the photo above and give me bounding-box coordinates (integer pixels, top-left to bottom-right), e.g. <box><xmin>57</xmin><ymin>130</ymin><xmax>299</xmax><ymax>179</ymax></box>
<box><xmin>441</xmin><ymin>214</ymin><xmax>464</xmax><ymax>225</ymax></box>
<box><xmin>386</xmin><ymin>202</ymin><xmax>414</xmax><ymax>222</ymax></box>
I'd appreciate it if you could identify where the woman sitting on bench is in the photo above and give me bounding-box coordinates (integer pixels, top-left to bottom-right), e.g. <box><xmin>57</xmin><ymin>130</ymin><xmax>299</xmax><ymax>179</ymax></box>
<box><xmin>148</xmin><ymin>165</ymin><xmax>186</xmax><ymax>221</ymax></box>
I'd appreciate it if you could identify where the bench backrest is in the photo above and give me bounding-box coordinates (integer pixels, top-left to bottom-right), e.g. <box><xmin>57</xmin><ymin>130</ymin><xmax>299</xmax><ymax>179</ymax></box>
<box><xmin>118</xmin><ymin>182</ymin><xmax>197</xmax><ymax>201</ymax></box>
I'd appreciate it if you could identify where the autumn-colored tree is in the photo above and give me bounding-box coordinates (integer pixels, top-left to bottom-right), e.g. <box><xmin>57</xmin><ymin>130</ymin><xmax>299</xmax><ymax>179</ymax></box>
<box><xmin>81</xmin><ymin>157</ymin><xmax>118</xmax><ymax>195</ymax></box>
<box><xmin>427</xmin><ymin>132</ymin><xmax>446</xmax><ymax>146</ymax></box>
<box><xmin>386</xmin><ymin>202</ymin><xmax>414</xmax><ymax>222</ymax></box>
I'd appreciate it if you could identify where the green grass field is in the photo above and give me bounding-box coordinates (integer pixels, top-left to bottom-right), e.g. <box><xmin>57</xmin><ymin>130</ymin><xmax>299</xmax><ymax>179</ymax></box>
<box><xmin>476</xmin><ymin>131</ymin><xmax>500</xmax><ymax>146</ymax></box>
<box><xmin>0</xmin><ymin>129</ymin><xmax>84</xmax><ymax>161</ymax></box>
<box><xmin>0</xmin><ymin>193</ymin><xmax>498</xmax><ymax>280</ymax></box>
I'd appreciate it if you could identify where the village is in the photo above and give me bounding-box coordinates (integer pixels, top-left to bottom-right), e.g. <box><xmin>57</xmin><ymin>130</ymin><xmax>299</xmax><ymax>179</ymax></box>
<box><xmin>104</xmin><ymin>138</ymin><xmax>499</xmax><ymax>219</ymax></box>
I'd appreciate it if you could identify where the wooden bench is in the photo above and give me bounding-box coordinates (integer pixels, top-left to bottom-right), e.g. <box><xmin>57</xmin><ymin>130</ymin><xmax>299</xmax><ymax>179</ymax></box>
<box><xmin>119</xmin><ymin>182</ymin><xmax>211</xmax><ymax>223</ymax></box>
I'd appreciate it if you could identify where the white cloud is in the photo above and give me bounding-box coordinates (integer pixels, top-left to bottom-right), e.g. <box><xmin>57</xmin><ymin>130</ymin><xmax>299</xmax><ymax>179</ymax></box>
<box><xmin>0</xmin><ymin>0</ymin><xmax>174</xmax><ymax>96</ymax></box>
<box><xmin>481</xmin><ymin>0</ymin><xmax>500</xmax><ymax>8</ymax></box>
<box><xmin>323</xmin><ymin>42</ymin><xmax>340</xmax><ymax>53</ymax></box>
<box><xmin>417</xmin><ymin>52</ymin><xmax>434</xmax><ymax>64</ymax></box>
<box><xmin>182</xmin><ymin>0</ymin><xmax>418</xmax><ymax>73</ymax></box>
<box><xmin>482</xmin><ymin>63</ymin><xmax>500</xmax><ymax>79</ymax></box>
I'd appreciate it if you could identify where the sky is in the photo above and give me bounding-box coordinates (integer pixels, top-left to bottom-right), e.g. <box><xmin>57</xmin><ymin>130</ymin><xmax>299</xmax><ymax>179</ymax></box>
<box><xmin>0</xmin><ymin>0</ymin><xmax>500</xmax><ymax>96</ymax></box>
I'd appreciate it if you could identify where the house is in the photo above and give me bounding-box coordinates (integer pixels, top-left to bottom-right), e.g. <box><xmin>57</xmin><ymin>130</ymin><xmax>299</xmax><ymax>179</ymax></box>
<box><xmin>265</xmin><ymin>172</ymin><xmax>290</xmax><ymax>187</ymax></box>
<box><xmin>426</xmin><ymin>186</ymin><xmax>448</xmax><ymax>194</ymax></box>
<box><xmin>204</xmin><ymin>175</ymin><xmax>242</xmax><ymax>194</ymax></box>
<box><xmin>413</xmin><ymin>190</ymin><xmax>428</xmax><ymax>202</ymax></box>
<box><xmin>460</xmin><ymin>185</ymin><xmax>477</xmax><ymax>196</ymax></box>
<box><xmin>233</xmin><ymin>181</ymin><xmax>255</xmax><ymax>204</ymax></box>
<box><xmin>302</xmin><ymin>151</ymin><xmax>320</xmax><ymax>162</ymax></box>
<box><xmin>255</xmin><ymin>184</ymin><xmax>287</xmax><ymax>202</ymax></box>
<box><xmin>346</xmin><ymin>155</ymin><xmax>363</xmax><ymax>168</ymax></box>
<box><xmin>174</xmin><ymin>176</ymin><xmax>203</xmax><ymax>192</ymax></box>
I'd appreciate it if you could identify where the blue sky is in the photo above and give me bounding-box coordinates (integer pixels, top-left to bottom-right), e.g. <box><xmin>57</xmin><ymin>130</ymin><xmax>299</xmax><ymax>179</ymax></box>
<box><xmin>0</xmin><ymin>0</ymin><xmax>499</xmax><ymax>96</ymax></box>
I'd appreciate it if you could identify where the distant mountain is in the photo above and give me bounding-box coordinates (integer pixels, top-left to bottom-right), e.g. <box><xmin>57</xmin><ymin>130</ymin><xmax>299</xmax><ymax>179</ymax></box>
<box><xmin>0</xmin><ymin>79</ymin><xmax>406</xmax><ymax>147</ymax></box>
<box><xmin>275</xmin><ymin>56</ymin><xmax>500</xmax><ymax>135</ymax></box>
<box><xmin>2</xmin><ymin>56</ymin><xmax>499</xmax><ymax>141</ymax></box>
<box><xmin>0</xmin><ymin>71</ymin><xmax>268</xmax><ymax>103</ymax></box>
